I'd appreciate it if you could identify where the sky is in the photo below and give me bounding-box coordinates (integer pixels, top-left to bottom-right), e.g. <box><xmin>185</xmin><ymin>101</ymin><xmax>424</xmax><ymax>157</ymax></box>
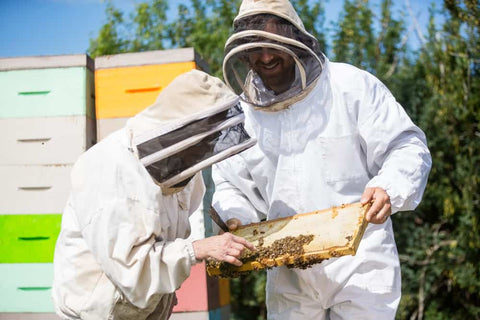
<box><xmin>0</xmin><ymin>0</ymin><xmax>443</xmax><ymax>59</ymax></box>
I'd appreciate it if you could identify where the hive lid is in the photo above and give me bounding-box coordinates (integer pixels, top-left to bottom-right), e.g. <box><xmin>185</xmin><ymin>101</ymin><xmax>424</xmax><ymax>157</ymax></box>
<box><xmin>94</xmin><ymin>47</ymin><xmax>209</xmax><ymax>72</ymax></box>
<box><xmin>0</xmin><ymin>54</ymin><xmax>94</xmax><ymax>71</ymax></box>
<box><xmin>207</xmin><ymin>201</ymin><xmax>370</xmax><ymax>278</ymax></box>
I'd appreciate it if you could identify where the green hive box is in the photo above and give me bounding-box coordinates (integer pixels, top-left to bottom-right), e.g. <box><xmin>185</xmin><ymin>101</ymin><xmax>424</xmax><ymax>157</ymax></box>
<box><xmin>0</xmin><ymin>214</ymin><xmax>62</xmax><ymax>263</ymax></box>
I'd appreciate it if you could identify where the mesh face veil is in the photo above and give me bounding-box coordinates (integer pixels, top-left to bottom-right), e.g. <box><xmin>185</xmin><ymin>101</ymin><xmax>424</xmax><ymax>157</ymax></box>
<box><xmin>127</xmin><ymin>70</ymin><xmax>256</xmax><ymax>191</ymax></box>
<box><xmin>135</xmin><ymin>101</ymin><xmax>254</xmax><ymax>188</ymax></box>
<box><xmin>223</xmin><ymin>13</ymin><xmax>325</xmax><ymax>110</ymax></box>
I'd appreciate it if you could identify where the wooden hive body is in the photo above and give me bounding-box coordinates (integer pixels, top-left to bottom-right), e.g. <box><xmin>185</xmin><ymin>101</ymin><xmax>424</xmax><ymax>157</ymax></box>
<box><xmin>207</xmin><ymin>202</ymin><xmax>370</xmax><ymax>277</ymax></box>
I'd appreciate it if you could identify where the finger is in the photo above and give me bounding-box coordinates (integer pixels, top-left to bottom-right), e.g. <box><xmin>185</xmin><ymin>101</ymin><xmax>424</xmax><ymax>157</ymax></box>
<box><xmin>227</xmin><ymin>248</ymin><xmax>241</xmax><ymax>258</ymax></box>
<box><xmin>373</xmin><ymin>202</ymin><xmax>392</xmax><ymax>224</ymax></box>
<box><xmin>226</xmin><ymin>218</ymin><xmax>242</xmax><ymax>231</ymax></box>
<box><xmin>365</xmin><ymin>188</ymin><xmax>391</xmax><ymax>221</ymax></box>
<box><xmin>223</xmin><ymin>254</ymin><xmax>242</xmax><ymax>267</ymax></box>
<box><xmin>231</xmin><ymin>242</ymin><xmax>247</xmax><ymax>252</ymax></box>
<box><xmin>373</xmin><ymin>189</ymin><xmax>391</xmax><ymax>222</ymax></box>
<box><xmin>232</xmin><ymin>235</ymin><xmax>256</xmax><ymax>251</ymax></box>
<box><xmin>371</xmin><ymin>213</ymin><xmax>388</xmax><ymax>224</ymax></box>
<box><xmin>361</xmin><ymin>187</ymin><xmax>375</xmax><ymax>205</ymax></box>
<box><xmin>218</xmin><ymin>233</ymin><xmax>250</xmax><ymax>253</ymax></box>
<box><xmin>365</xmin><ymin>198</ymin><xmax>383</xmax><ymax>222</ymax></box>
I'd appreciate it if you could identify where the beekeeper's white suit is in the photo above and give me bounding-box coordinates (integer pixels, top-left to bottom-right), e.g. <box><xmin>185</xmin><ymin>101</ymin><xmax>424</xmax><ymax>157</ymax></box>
<box><xmin>52</xmin><ymin>70</ymin><xmax>255</xmax><ymax>319</ymax></box>
<box><xmin>213</xmin><ymin>0</ymin><xmax>432</xmax><ymax>319</ymax></box>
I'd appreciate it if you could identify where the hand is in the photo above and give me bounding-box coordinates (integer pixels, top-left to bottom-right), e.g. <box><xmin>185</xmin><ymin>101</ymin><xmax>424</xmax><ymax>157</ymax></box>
<box><xmin>361</xmin><ymin>187</ymin><xmax>392</xmax><ymax>224</ymax></box>
<box><xmin>192</xmin><ymin>233</ymin><xmax>255</xmax><ymax>266</ymax></box>
<box><xmin>226</xmin><ymin>218</ymin><xmax>243</xmax><ymax>231</ymax></box>
<box><xmin>215</xmin><ymin>218</ymin><xmax>242</xmax><ymax>235</ymax></box>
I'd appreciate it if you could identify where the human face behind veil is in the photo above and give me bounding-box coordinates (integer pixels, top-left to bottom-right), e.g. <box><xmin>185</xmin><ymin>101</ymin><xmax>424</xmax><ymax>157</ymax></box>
<box><xmin>223</xmin><ymin>13</ymin><xmax>324</xmax><ymax>109</ymax></box>
<box><xmin>247</xmin><ymin>18</ymin><xmax>296</xmax><ymax>94</ymax></box>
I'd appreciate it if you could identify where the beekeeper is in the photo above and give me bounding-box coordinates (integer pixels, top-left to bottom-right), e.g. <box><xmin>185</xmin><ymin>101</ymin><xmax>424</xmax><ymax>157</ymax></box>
<box><xmin>52</xmin><ymin>70</ymin><xmax>256</xmax><ymax>320</ymax></box>
<box><xmin>212</xmin><ymin>0</ymin><xmax>432</xmax><ymax>319</ymax></box>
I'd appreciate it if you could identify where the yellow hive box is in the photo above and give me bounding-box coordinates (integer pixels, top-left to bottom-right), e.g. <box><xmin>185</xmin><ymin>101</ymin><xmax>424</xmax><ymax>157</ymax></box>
<box><xmin>95</xmin><ymin>48</ymin><xmax>208</xmax><ymax>120</ymax></box>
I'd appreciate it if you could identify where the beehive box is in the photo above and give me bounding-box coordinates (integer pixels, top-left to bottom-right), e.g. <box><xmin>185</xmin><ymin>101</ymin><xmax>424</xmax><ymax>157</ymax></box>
<box><xmin>207</xmin><ymin>202</ymin><xmax>370</xmax><ymax>278</ymax></box>
<box><xmin>0</xmin><ymin>54</ymin><xmax>94</xmax><ymax>316</ymax></box>
<box><xmin>94</xmin><ymin>48</ymin><xmax>208</xmax><ymax>141</ymax></box>
<box><xmin>0</xmin><ymin>54</ymin><xmax>96</xmax><ymax>167</ymax></box>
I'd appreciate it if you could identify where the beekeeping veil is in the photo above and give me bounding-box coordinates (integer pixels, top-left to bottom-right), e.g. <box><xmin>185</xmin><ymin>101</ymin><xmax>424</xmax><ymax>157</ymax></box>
<box><xmin>223</xmin><ymin>0</ymin><xmax>325</xmax><ymax>111</ymax></box>
<box><xmin>127</xmin><ymin>70</ymin><xmax>255</xmax><ymax>191</ymax></box>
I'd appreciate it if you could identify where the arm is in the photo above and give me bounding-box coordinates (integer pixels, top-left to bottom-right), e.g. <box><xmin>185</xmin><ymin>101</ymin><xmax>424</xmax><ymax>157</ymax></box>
<box><xmin>73</xmin><ymin>177</ymin><xmax>198</xmax><ymax>308</ymax></box>
<box><xmin>212</xmin><ymin>154</ymin><xmax>268</xmax><ymax>226</ymax></box>
<box><xmin>358</xmin><ymin>76</ymin><xmax>432</xmax><ymax>221</ymax></box>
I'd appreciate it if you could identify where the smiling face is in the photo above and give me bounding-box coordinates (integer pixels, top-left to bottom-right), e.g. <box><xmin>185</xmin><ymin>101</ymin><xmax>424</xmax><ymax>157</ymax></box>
<box><xmin>224</xmin><ymin>12</ymin><xmax>324</xmax><ymax>108</ymax></box>
<box><xmin>246</xmin><ymin>18</ymin><xmax>296</xmax><ymax>94</ymax></box>
<box><xmin>248</xmin><ymin>47</ymin><xmax>295</xmax><ymax>94</ymax></box>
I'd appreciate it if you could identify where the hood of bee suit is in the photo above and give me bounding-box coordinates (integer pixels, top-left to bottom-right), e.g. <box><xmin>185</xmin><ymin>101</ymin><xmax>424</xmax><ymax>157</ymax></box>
<box><xmin>236</xmin><ymin>0</ymin><xmax>305</xmax><ymax>31</ymax></box>
<box><xmin>223</xmin><ymin>0</ymin><xmax>325</xmax><ymax>111</ymax></box>
<box><xmin>127</xmin><ymin>69</ymin><xmax>256</xmax><ymax>192</ymax></box>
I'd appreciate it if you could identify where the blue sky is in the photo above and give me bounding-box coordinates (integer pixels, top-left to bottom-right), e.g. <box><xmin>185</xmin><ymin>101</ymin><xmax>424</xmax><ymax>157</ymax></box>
<box><xmin>0</xmin><ymin>0</ymin><xmax>442</xmax><ymax>58</ymax></box>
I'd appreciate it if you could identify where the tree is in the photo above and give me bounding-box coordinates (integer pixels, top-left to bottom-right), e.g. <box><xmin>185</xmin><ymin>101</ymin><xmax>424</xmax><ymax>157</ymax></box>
<box><xmin>89</xmin><ymin>0</ymin><xmax>169</xmax><ymax>57</ymax></box>
<box><xmin>332</xmin><ymin>0</ymin><xmax>406</xmax><ymax>81</ymax></box>
<box><xmin>395</xmin><ymin>1</ymin><xmax>480</xmax><ymax>318</ymax></box>
<box><xmin>332</xmin><ymin>0</ymin><xmax>377</xmax><ymax>73</ymax></box>
<box><xmin>331</xmin><ymin>1</ymin><xmax>480</xmax><ymax>318</ymax></box>
<box><xmin>129</xmin><ymin>0</ymin><xmax>169</xmax><ymax>52</ymax></box>
<box><xmin>165</xmin><ymin>0</ymin><xmax>241</xmax><ymax>77</ymax></box>
<box><xmin>375</xmin><ymin>0</ymin><xmax>407</xmax><ymax>80</ymax></box>
<box><xmin>88</xmin><ymin>1</ymin><xmax>128</xmax><ymax>56</ymax></box>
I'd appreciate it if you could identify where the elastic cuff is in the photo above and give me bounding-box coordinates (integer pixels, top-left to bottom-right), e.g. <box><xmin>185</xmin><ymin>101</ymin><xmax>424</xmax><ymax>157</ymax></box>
<box><xmin>185</xmin><ymin>241</ymin><xmax>201</xmax><ymax>265</ymax></box>
<box><xmin>366</xmin><ymin>176</ymin><xmax>400</xmax><ymax>214</ymax></box>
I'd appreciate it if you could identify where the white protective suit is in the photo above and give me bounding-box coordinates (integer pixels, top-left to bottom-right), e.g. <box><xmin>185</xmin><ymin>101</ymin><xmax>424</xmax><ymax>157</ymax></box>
<box><xmin>52</xmin><ymin>70</ymin><xmax>255</xmax><ymax>319</ymax></box>
<box><xmin>213</xmin><ymin>0</ymin><xmax>432</xmax><ymax>319</ymax></box>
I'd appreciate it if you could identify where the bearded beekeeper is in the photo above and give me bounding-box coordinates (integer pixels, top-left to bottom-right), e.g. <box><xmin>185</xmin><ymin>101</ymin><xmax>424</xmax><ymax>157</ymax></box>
<box><xmin>212</xmin><ymin>0</ymin><xmax>432</xmax><ymax>319</ymax></box>
<box><xmin>52</xmin><ymin>70</ymin><xmax>256</xmax><ymax>319</ymax></box>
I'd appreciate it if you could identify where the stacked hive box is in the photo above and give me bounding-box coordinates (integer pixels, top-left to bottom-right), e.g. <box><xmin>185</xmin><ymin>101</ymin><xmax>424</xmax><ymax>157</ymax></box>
<box><xmin>0</xmin><ymin>54</ymin><xmax>95</xmax><ymax>318</ymax></box>
<box><xmin>95</xmin><ymin>48</ymin><xmax>230</xmax><ymax>320</ymax></box>
<box><xmin>95</xmin><ymin>48</ymin><xmax>209</xmax><ymax>140</ymax></box>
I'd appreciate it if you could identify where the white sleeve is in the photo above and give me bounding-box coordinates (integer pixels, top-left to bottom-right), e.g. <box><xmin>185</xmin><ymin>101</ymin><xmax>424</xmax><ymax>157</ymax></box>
<box><xmin>358</xmin><ymin>77</ymin><xmax>432</xmax><ymax>213</ymax></box>
<box><xmin>79</xmin><ymin>200</ymin><xmax>197</xmax><ymax>309</ymax></box>
<box><xmin>212</xmin><ymin>155</ymin><xmax>267</xmax><ymax>225</ymax></box>
<box><xmin>70</xmin><ymin>151</ymin><xmax>200</xmax><ymax>309</ymax></box>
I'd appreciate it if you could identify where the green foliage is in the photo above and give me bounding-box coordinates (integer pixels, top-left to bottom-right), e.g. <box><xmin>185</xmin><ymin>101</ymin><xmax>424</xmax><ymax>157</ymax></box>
<box><xmin>88</xmin><ymin>1</ymin><xmax>127</xmax><ymax>57</ymax></box>
<box><xmin>130</xmin><ymin>0</ymin><xmax>169</xmax><ymax>51</ymax></box>
<box><xmin>394</xmin><ymin>1</ymin><xmax>480</xmax><ymax>318</ymax></box>
<box><xmin>165</xmin><ymin>0</ymin><xmax>241</xmax><ymax>77</ymax></box>
<box><xmin>332</xmin><ymin>0</ymin><xmax>377</xmax><ymax>73</ymax></box>
<box><xmin>88</xmin><ymin>0</ymin><xmax>480</xmax><ymax>319</ymax></box>
<box><xmin>89</xmin><ymin>0</ymin><xmax>169</xmax><ymax>57</ymax></box>
<box><xmin>230</xmin><ymin>271</ymin><xmax>267</xmax><ymax>320</ymax></box>
<box><xmin>332</xmin><ymin>0</ymin><xmax>406</xmax><ymax>82</ymax></box>
<box><xmin>290</xmin><ymin>0</ymin><xmax>327</xmax><ymax>52</ymax></box>
<box><xmin>375</xmin><ymin>0</ymin><xmax>406</xmax><ymax>80</ymax></box>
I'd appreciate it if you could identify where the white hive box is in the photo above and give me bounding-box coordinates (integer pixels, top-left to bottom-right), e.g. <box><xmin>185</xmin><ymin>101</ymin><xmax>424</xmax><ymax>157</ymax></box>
<box><xmin>0</xmin><ymin>164</ymin><xmax>72</xmax><ymax>214</ymax></box>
